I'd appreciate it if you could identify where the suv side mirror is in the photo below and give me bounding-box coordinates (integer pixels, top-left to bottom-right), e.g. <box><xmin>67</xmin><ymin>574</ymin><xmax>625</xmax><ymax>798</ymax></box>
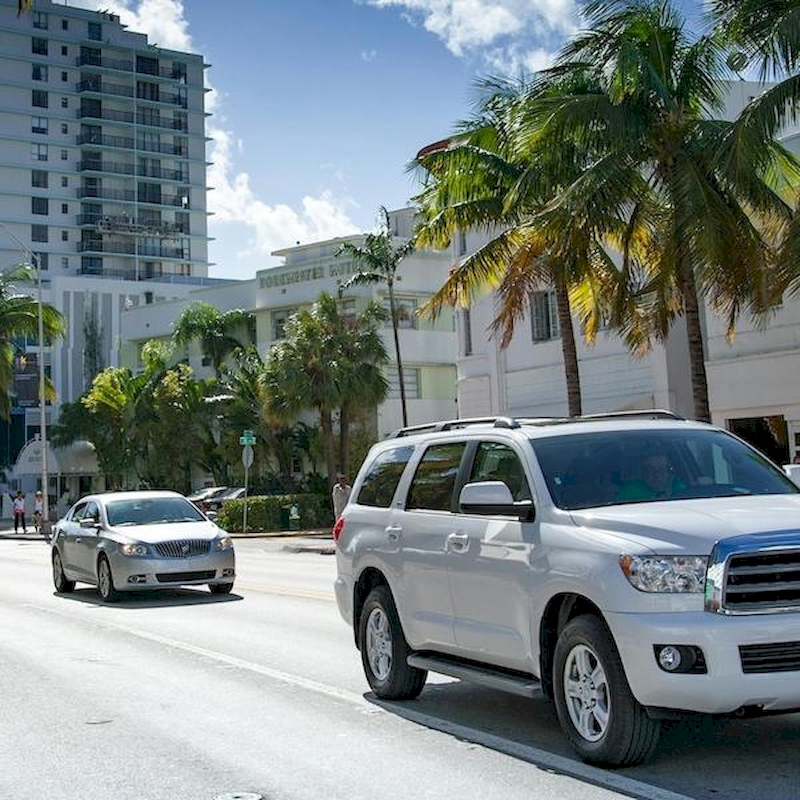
<box><xmin>459</xmin><ymin>481</ymin><xmax>535</xmax><ymax>521</ymax></box>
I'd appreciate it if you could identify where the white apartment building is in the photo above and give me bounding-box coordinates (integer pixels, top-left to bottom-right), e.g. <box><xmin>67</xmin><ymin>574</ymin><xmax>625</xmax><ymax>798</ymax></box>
<box><xmin>121</xmin><ymin>208</ymin><xmax>458</xmax><ymax>442</ymax></box>
<box><xmin>0</xmin><ymin>0</ymin><xmax>222</xmax><ymax>466</ymax></box>
<box><xmin>450</xmin><ymin>81</ymin><xmax>800</xmax><ymax>464</ymax></box>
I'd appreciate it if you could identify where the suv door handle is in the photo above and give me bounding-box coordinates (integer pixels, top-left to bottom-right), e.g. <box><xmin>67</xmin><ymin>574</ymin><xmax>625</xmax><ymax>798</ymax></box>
<box><xmin>385</xmin><ymin>525</ymin><xmax>402</xmax><ymax>542</ymax></box>
<box><xmin>447</xmin><ymin>532</ymin><xmax>470</xmax><ymax>554</ymax></box>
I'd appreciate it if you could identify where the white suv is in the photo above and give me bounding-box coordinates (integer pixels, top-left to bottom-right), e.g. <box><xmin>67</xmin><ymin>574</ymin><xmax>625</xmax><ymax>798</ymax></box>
<box><xmin>334</xmin><ymin>412</ymin><xmax>800</xmax><ymax>766</ymax></box>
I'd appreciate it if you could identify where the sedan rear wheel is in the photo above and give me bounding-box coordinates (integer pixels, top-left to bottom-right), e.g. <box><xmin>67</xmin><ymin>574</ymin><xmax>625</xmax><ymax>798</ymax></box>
<box><xmin>52</xmin><ymin>550</ymin><xmax>75</xmax><ymax>593</ymax></box>
<box><xmin>97</xmin><ymin>555</ymin><xmax>120</xmax><ymax>603</ymax></box>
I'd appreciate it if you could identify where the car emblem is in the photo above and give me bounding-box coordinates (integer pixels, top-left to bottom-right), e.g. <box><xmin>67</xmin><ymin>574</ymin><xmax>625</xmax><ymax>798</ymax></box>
<box><xmin>181</xmin><ymin>543</ymin><xmax>189</xmax><ymax>555</ymax></box>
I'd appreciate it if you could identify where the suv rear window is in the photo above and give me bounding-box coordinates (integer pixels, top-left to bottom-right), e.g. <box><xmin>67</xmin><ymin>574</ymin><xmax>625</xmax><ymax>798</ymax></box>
<box><xmin>355</xmin><ymin>446</ymin><xmax>413</xmax><ymax>508</ymax></box>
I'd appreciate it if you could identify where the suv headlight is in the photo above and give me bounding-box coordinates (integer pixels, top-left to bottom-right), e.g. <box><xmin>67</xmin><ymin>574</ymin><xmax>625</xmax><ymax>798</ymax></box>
<box><xmin>120</xmin><ymin>543</ymin><xmax>149</xmax><ymax>557</ymax></box>
<box><xmin>214</xmin><ymin>536</ymin><xmax>233</xmax><ymax>551</ymax></box>
<box><xmin>619</xmin><ymin>555</ymin><xmax>707</xmax><ymax>593</ymax></box>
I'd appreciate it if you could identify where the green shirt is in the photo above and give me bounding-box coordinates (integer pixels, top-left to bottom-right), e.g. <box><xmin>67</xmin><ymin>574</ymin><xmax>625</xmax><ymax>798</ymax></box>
<box><xmin>618</xmin><ymin>477</ymin><xmax>686</xmax><ymax>502</ymax></box>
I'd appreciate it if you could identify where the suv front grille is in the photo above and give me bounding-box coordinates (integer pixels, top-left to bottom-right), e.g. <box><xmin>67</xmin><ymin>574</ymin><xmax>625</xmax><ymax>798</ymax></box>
<box><xmin>724</xmin><ymin>550</ymin><xmax>800</xmax><ymax>612</ymax></box>
<box><xmin>153</xmin><ymin>539</ymin><xmax>210</xmax><ymax>558</ymax></box>
<box><xmin>739</xmin><ymin>641</ymin><xmax>800</xmax><ymax>673</ymax></box>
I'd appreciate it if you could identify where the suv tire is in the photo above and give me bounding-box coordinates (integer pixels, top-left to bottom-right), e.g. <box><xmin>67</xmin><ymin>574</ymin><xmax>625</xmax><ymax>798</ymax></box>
<box><xmin>553</xmin><ymin>615</ymin><xmax>661</xmax><ymax>766</ymax></box>
<box><xmin>359</xmin><ymin>585</ymin><xmax>427</xmax><ymax>700</ymax></box>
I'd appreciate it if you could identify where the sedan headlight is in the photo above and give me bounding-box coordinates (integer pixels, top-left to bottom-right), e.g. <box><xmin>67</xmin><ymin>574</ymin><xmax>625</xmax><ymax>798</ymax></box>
<box><xmin>214</xmin><ymin>536</ymin><xmax>233</xmax><ymax>552</ymax></box>
<box><xmin>619</xmin><ymin>555</ymin><xmax>707</xmax><ymax>593</ymax></box>
<box><xmin>120</xmin><ymin>543</ymin><xmax>149</xmax><ymax>557</ymax></box>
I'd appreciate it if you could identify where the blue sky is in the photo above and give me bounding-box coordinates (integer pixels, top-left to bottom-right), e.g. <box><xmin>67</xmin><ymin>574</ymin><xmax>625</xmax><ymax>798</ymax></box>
<box><xmin>62</xmin><ymin>0</ymin><xmax>707</xmax><ymax>280</ymax></box>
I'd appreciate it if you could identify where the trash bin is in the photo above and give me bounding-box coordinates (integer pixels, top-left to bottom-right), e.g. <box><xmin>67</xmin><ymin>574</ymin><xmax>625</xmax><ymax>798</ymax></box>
<box><xmin>279</xmin><ymin>505</ymin><xmax>291</xmax><ymax>530</ymax></box>
<box><xmin>289</xmin><ymin>504</ymin><xmax>300</xmax><ymax>531</ymax></box>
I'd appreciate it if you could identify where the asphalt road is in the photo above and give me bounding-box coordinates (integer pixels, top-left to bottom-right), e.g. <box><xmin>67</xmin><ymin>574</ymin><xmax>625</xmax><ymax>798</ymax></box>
<box><xmin>1</xmin><ymin>537</ymin><xmax>798</xmax><ymax>800</ymax></box>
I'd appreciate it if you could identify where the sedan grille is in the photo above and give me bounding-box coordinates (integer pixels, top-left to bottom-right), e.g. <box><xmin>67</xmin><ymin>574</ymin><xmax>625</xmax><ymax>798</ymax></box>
<box><xmin>724</xmin><ymin>549</ymin><xmax>800</xmax><ymax>612</ymax></box>
<box><xmin>155</xmin><ymin>570</ymin><xmax>215</xmax><ymax>583</ymax></box>
<box><xmin>739</xmin><ymin>641</ymin><xmax>800</xmax><ymax>674</ymax></box>
<box><xmin>153</xmin><ymin>539</ymin><xmax>210</xmax><ymax>558</ymax></box>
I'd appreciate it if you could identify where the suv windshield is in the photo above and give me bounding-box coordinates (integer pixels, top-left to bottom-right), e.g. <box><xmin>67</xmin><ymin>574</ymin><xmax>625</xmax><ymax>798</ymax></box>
<box><xmin>531</xmin><ymin>428</ymin><xmax>799</xmax><ymax>510</ymax></box>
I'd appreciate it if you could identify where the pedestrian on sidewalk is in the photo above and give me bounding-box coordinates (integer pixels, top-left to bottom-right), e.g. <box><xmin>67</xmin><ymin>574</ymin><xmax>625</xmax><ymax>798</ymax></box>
<box><xmin>332</xmin><ymin>472</ymin><xmax>351</xmax><ymax>518</ymax></box>
<box><xmin>11</xmin><ymin>490</ymin><xmax>26</xmax><ymax>533</ymax></box>
<box><xmin>33</xmin><ymin>490</ymin><xmax>43</xmax><ymax>534</ymax></box>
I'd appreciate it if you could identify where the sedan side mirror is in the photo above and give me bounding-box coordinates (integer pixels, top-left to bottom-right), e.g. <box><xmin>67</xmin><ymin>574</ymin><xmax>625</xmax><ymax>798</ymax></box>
<box><xmin>79</xmin><ymin>517</ymin><xmax>100</xmax><ymax>529</ymax></box>
<box><xmin>459</xmin><ymin>481</ymin><xmax>535</xmax><ymax>521</ymax></box>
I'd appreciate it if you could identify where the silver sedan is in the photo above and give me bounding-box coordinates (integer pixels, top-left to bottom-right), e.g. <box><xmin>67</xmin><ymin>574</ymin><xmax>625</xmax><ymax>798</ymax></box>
<box><xmin>50</xmin><ymin>490</ymin><xmax>236</xmax><ymax>602</ymax></box>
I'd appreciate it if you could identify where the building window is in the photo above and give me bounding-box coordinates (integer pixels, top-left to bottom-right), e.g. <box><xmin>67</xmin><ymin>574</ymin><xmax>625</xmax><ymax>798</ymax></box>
<box><xmin>530</xmin><ymin>290</ymin><xmax>560</xmax><ymax>342</ymax></box>
<box><xmin>272</xmin><ymin>309</ymin><xmax>296</xmax><ymax>340</ymax></box>
<box><xmin>61</xmin><ymin>71</ymin><xmax>68</xmax><ymax>82</ymax></box>
<box><xmin>386</xmin><ymin>367</ymin><xmax>420</xmax><ymax>400</ymax></box>
<box><xmin>136</xmin><ymin>81</ymin><xmax>159</xmax><ymax>102</ymax></box>
<box><xmin>31</xmin><ymin>116</ymin><xmax>48</xmax><ymax>134</ymax></box>
<box><xmin>31</xmin><ymin>169</ymin><xmax>48</xmax><ymax>188</ymax></box>
<box><xmin>87</xmin><ymin>21</ymin><xmax>102</xmax><ymax>40</ymax></box>
<box><xmin>462</xmin><ymin>308</ymin><xmax>473</xmax><ymax>356</ymax></box>
<box><xmin>61</xmin><ymin>230</ymin><xmax>69</xmax><ymax>242</ymax></box>
<box><xmin>61</xmin><ymin>256</ymin><xmax>69</xmax><ymax>269</ymax></box>
<box><xmin>31</xmin><ymin>37</ymin><xmax>48</xmax><ymax>55</ymax></box>
<box><xmin>384</xmin><ymin>297</ymin><xmax>418</xmax><ymax>329</ymax></box>
<box><xmin>61</xmin><ymin>19</ymin><xmax>68</xmax><ymax>30</ymax></box>
<box><xmin>31</xmin><ymin>143</ymin><xmax>48</xmax><ymax>161</ymax></box>
<box><xmin>61</xmin><ymin>123</ymin><xmax>68</xmax><ymax>135</ymax></box>
<box><xmin>32</xmin><ymin>90</ymin><xmax>48</xmax><ymax>108</ymax></box>
<box><xmin>61</xmin><ymin>203</ymin><xmax>68</xmax><ymax>214</ymax></box>
<box><xmin>61</xmin><ymin>149</ymin><xmax>68</xmax><ymax>161</ymax></box>
<box><xmin>61</xmin><ymin>45</ymin><xmax>68</xmax><ymax>56</ymax></box>
<box><xmin>174</xmin><ymin>111</ymin><xmax>188</xmax><ymax>131</ymax></box>
<box><xmin>33</xmin><ymin>252</ymin><xmax>48</xmax><ymax>271</ymax></box>
<box><xmin>32</xmin><ymin>197</ymin><xmax>49</xmax><ymax>215</ymax></box>
<box><xmin>61</xmin><ymin>176</ymin><xmax>68</xmax><ymax>187</ymax></box>
<box><xmin>32</xmin><ymin>64</ymin><xmax>48</xmax><ymax>81</ymax></box>
<box><xmin>61</xmin><ymin>97</ymin><xmax>68</xmax><ymax>109</ymax></box>
<box><xmin>32</xmin><ymin>11</ymin><xmax>48</xmax><ymax>28</ymax></box>
<box><xmin>31</xmin><ymin>225</ymin><xmax>48</xmax><ymax>243</ymax></box>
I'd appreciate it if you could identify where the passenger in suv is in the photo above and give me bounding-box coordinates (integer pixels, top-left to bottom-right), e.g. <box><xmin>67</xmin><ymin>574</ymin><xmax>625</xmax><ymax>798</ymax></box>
<box><xmin>333</xmin><ymin>412</ymin><xmax>800</xmax><ymax>766</ymax></box>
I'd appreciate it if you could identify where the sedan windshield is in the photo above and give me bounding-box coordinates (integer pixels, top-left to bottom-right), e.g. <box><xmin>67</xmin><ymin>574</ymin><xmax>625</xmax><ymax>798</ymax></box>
<box><xmin>531</xmin><ymin>428</ymin><xmax>799</xmax><ymax>511</ymax></box>
<box><xmin>105</xmin><ymin>497</ymin><xmax>205</xmax><ymax>526</ymax></box>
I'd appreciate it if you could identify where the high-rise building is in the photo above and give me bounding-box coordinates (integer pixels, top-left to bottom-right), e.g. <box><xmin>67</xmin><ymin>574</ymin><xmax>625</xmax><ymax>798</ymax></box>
<box><xmin>0</xmin><ymin>0</ymin><xmax>220</xmax><ymax>466</ymax></box>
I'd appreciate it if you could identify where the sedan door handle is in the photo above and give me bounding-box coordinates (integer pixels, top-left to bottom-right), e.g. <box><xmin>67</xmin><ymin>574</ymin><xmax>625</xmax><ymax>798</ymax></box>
<box><xmin>385</xmin><ymin>525</ymin><xmax>402</xmax><ymax>542</ymax></box>
<box><xmin>447</xmin><ymin>532</ymin><xmax>470</xmax><ymax>554</ymax></box>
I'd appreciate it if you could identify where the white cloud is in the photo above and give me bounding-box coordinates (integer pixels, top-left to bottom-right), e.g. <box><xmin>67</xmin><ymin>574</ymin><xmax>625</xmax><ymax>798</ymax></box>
<box><xmin>361</xmin><ymin>49</ymin><xmax>378</xmax><ymax>61</ymax></box>
<box><xmin>62</xmin><ymin>0</ymin><xmax>361</xmax><ymax>273</ymax></box>
<box><xmin>362</xmin><ymin>0</ymin><xmax>579</xmax><ymax>65</ymax></box>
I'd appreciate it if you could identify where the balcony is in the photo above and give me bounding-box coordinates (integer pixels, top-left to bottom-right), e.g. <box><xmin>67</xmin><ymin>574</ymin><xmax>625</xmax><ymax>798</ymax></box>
<box><xmin>78</xmin><ymin>241</ymin><xmax>188</xmax><ymax>259</ymax></box>
<box><xmin>75</xmin><ymin>54</ymin><xmax>188</xmax><ymax>81</ymax></box>
<box><xmin>76</xmin><ymin>215</ymin><xmax>184</xmax><ymax>237</ymax></box>
<box><xmin>76</xmin><ymin>132</ymin><xmax>134</xmax><ymax>149</ymax></box>
<box><xmin>77</xmin><ymin>80</ymin><xmax>135</xmax><ymax>99</ymax></box>
<box><xmin>79</xmin><ymin>160</ymin><xmax>187</xmax><ymax>181</ymax></box>
<box><xmin>77</xmin><ymin>107</ymin><xmax>188</xmax><ymax>132</ymax></box>
<box><xmin>77</xmin><ymin>187</ymin><xmax>136</xmax><ymax>202</ymax></box>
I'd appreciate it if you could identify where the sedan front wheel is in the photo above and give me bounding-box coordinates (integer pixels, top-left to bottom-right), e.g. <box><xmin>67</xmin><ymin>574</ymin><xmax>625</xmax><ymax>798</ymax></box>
<box><xmin>97</xmin><ymin>555</ymin><xmax>120</xmax><ymax>603</ymax></box>
<box><xmin>52</xmin><ymin>550</ymin><xmax>75</xmax><ymax>593</ymax></box>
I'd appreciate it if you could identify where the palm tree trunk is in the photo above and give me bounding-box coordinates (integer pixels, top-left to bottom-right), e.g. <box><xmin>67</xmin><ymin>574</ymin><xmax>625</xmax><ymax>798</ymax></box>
<box><xmin>678</xmin><ymin>261</ymin><xmax>711</xmax><ymax>423</ymax></box>
<box><xmin>320</xmin><ymin>408</ymin><xmax>336</xmax><ymax>483</ymax></box>
<box><xmin>387</xmin><ymin>280</ymin><xmax>408</xmax><ymax>427</ymax></box>
<box><xmin>554</xmin><ymin>274</ymin><xmax>582</xmax><ymax>417</ymax></box>
<box><xmin>338</xmin><ymin>404</ymin><xmax>350</xmax><ymax>477</ymax></box>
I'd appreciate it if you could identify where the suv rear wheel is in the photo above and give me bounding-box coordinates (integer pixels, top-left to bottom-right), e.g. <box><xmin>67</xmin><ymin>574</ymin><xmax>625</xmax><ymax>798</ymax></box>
<box><xmin>359</xmin><ymin>585</ymin><xmax>427</xmax><ymax>700</ymax></box>
<box><xmin>553</xmin><ymin>615</ymin><xmax>661</xmax><ymax>766</ymax></box>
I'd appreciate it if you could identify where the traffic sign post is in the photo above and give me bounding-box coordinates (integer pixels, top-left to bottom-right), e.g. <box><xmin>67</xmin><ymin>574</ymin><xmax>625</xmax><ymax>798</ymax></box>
<box><xmin>240</xmin><ymin>433</ymin><xmax>255</xmax><ymax>533</ymax></box>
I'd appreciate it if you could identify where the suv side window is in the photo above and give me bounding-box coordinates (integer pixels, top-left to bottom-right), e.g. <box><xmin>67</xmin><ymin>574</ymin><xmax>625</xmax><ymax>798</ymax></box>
<box><xmin>406</xmin><ymin>442</ymin><xmax>466</xmax><ymax>511</ymax></box>
<box><xmin>469</xmin><ymin>442</ymin><xmax>531</xmax><ymax>501</ymax></box>
<box><xmin>356</xmin><ymin>446</ymin><xmax>414</xmax><ymax>508</ymax></box>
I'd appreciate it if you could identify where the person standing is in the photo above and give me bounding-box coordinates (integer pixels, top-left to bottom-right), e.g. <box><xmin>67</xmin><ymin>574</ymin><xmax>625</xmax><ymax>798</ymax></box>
<box><xmin>332</xmin><ymin>473</ymin><xmax>351</xmax><ymax>518</ymax></box>
<box><xmin>11</xmin><ymin>491</ymin><xmax>26</xmax><ymax>534</ymax></box>
<box><xmin>33</xmin><ymin>490</ymin><xmax>44</xmax><ymax>534</ymax></box>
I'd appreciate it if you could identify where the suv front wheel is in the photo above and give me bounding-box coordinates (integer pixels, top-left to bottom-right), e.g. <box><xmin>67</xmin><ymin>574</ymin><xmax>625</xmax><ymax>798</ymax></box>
<box><xmin>553</xmin><ymin>615</ymin><xmax>661</xmax><ymax>766</ymax></box>
<box><xmin>359</xmin><ymin>585</ymin><xmax>427</xmax><ymax>700</ymax></box>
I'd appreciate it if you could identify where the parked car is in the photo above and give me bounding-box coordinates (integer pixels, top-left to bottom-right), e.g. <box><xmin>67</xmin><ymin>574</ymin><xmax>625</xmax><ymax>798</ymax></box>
<box><xmin>205</xmin><ymin>487</ymin><xmax>246</xmax><ymax>511</ymax></box>
<box><xmin>334</xmin><ymin>411</ymin><xmax>800</xmax><ymax>766</ymax></box>
<box><xmin>51</xmin><ymin>490</ymin><xmax>235</xmax><ymax>602</ymax></box>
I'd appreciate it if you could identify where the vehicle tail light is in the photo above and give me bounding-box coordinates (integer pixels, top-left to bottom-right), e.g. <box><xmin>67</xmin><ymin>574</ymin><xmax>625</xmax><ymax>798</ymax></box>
<box><xmin>332</xmin><ymin>517</ymin><xmax>345</xmax><ymax>542</ymax></box>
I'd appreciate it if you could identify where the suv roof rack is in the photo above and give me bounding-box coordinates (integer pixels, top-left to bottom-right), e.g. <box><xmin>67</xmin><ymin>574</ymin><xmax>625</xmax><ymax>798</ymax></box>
<box><xmin>388</xmin><ymin>416</ymin><xmax>521</xmax><ymax>439</ymax></box>
<box><xmin>517</xmin><ymin>409</ymin><xmax>684</xmax><ymax>426</ymax></box>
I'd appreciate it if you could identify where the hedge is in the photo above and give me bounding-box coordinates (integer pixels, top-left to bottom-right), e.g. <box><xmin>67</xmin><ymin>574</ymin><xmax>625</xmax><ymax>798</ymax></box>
<box><xmin>215</xmin><ymin>493</ymin><xmax>334</xmax><ymax>533</ymax></box>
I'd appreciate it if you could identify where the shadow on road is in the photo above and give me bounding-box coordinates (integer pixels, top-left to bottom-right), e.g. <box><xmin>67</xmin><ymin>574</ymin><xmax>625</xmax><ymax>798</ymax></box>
<box><xmin>52</xmin><ymin>586</ymin><xmax>244</xmax><ymax>609</ymax></box>
<box><xmin>368</xmin><ymin>680</ymin><xmax>800</xmax><ymax>800</ymax></box>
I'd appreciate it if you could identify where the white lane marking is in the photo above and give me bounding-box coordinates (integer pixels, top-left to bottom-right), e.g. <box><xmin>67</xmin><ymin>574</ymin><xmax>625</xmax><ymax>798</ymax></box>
<box><xmin>28</xmin><ymin>602</ymin><xmax>692</xmax><ymax>800</ymax></box>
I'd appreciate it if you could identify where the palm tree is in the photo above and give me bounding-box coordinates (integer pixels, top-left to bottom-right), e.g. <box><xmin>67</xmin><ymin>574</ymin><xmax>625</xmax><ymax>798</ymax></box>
<box><xmin>531</xmin><ymin>0</ymin><xmax>800</xmax><ymax>422</ymax></box>
<box><xmin>413</xmin><ymin>76</ymin><xmax>617</xmax><ymax>417</ymax></box>
<box><xmin>172</xmin><ymin>301</ymin><xmax>255</xmax><ymax>378</ymax></box>
<box><xmin>0</xmin><ymin>264</ymin><xmax>64</xmax><ymax>418</ymax></box>
<box><xmin>262</xmin><ymin>294</ymin><xmax>388</xmax><ymax>481</ymax></box>
<box><xmin>337</xmin><ymin>207</ymin><xmax>414</xmax><ymax>426</ymax></box>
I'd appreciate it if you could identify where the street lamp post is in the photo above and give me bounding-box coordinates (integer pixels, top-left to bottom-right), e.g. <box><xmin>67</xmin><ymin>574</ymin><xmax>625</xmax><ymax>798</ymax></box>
<box><xmin>0</xmin><ymin>224</ymin><xmax>50</xmax><ymax>534</ymax></box>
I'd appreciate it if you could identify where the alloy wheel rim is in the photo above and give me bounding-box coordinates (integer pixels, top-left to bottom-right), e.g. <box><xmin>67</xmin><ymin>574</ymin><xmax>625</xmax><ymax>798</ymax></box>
<box><xmin>98</xmin><ymin>560</ymin><xmax>110</xmax><ymax>597</ymax></box>
<box><xmin>365</xmin><ymin>607</ymin><xmax>392</xmax><ymax>681</ymax></box>
<box><xmin>563</xmin><ymin>643</ymin><xmax>610</xmax><ymax>742</ymax></box>
<box><xmin>53</xmin><ymin>553</ymin><xmax>63</xmax><ymax>586</ymax></box>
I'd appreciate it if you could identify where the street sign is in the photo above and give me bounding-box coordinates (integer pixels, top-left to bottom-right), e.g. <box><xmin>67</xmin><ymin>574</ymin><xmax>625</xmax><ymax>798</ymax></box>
<box><xmin>239</xmin><ymin>434</ymin><xmax>256</xmax><ymax>445</ymax></box>
<box><xmin>241</xmin><ymin>444</ymin><xmax>254</xmax><ymax>469</ymax></box>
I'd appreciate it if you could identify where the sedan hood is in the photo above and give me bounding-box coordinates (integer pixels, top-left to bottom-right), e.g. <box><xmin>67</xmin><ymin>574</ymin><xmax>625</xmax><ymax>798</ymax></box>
<box><xmin>569</xmin><ymin>494</ymin><xmax>800</xmax><ymax>555</ymax></box>
<box><xmin>107</xmin><ymin>520</ymin><xmax>223</xmax><ymax>544</ymax></box>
